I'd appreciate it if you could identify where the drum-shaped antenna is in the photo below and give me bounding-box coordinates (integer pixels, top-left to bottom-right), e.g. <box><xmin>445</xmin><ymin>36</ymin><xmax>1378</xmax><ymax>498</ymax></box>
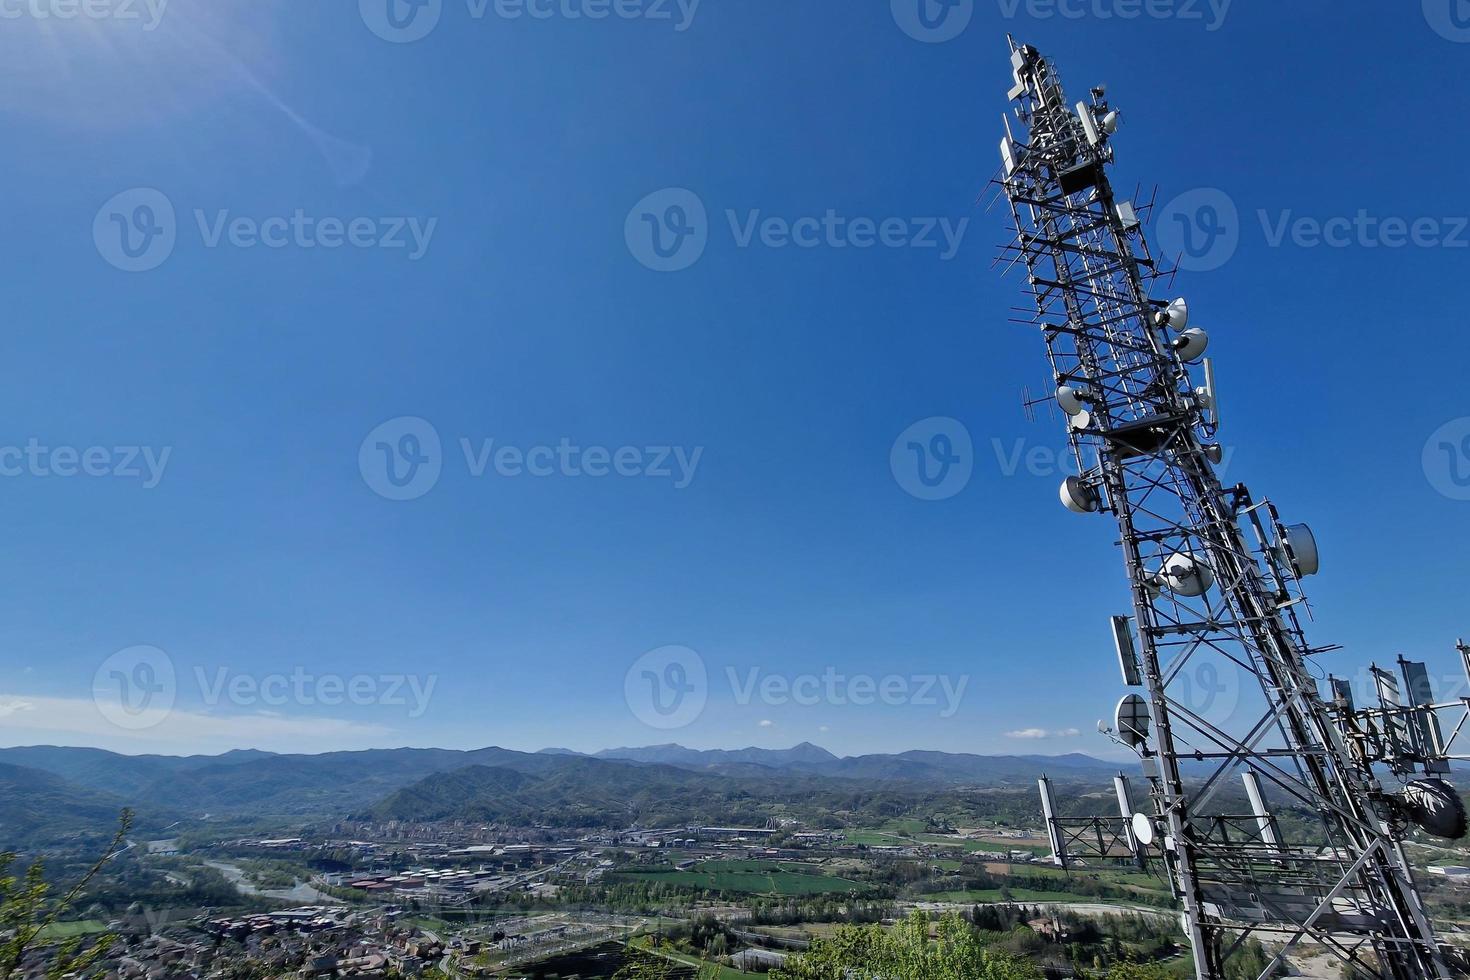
<box><xmin>1056</xmin><ymin>384</ymin><xmax>1091</xmax><ymax>417</ymax></box>
<box><xmin>1174</xmin><ymin>329</ymin><xmax>1210</xmax><ymax>363</ymax></box>
<box><xmin>1401</xmin><ymin>779</ymin><xmax>1468</xmax><ymax>840</ymax></box>
<box><xmin>1060</xmin><ymin>476</ymin><xmax>1101</xmax><ymax>514</ymax></box>
<box><xmin>1158</xmin><ymin>552</ymin><xmax>1215</xmax><ymax>597</ymax></box>
<box><xmin>1154</xmin><ymin>297</ymin><xmax>1189</xmax><ymax>332</ymax></box>
<box><xmin>1280</xmin><ymin>524</ymin><xmax>1320</xmax><ymax>577</ymax></box>
<box><xmin>1115</xmin><ymin>694</ymin><xmax>1152</xmax><ymax>748</ymax></box>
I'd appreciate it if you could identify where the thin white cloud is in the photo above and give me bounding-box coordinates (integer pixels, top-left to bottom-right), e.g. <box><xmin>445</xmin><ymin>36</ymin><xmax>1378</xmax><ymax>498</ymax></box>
<box><xmin>0</xmin><ymin>699</ymin><xmax>36</xmax><ymax>718</ymax></box>
<box><xmin>758</xmin><ymin>719</ymin><xmax>775</xmax><ymax>728</ymax></box>
<box><xmin>1005</xmin><ymin>727</ymin><xmax>1082</xmax><ymax>740</ymax></box>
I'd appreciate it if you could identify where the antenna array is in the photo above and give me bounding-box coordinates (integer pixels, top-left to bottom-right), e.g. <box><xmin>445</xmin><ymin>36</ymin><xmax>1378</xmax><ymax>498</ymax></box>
<box><xmin>995</xmin><ymin>39</ymin><xmax>1466</xmax><ymax>980</ymax></box>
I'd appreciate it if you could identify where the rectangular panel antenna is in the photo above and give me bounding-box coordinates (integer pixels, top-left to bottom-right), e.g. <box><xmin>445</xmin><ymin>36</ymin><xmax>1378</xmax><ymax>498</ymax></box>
<box><xmin>1112</xmin><ymin>616</ymin><xmax>1143</xmax><ymax>687</ymax></box>
<box><xmin>1038</xmin><ymin>776</ymin><xmax>1067</xmax><ymax>868</ymax></box>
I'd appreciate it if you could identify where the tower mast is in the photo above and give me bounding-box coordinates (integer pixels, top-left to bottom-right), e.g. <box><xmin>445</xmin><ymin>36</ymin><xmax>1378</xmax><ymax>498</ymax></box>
<box><xmin>998</xmin><ymin>40</ymin><xmax>1454</xmax><ymax>979</ymax></box>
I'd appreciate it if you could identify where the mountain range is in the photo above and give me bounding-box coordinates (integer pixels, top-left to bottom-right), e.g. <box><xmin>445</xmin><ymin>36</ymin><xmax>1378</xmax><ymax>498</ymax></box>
<box><xmin>559</xmin><ymin>742</ymin><xmax>1115</xmax><ymax>784</ymax></box>
<box><xmin>0</xmin><ymin>742</ymin><xmax>1120</xmax><ymax>846</ymax></box>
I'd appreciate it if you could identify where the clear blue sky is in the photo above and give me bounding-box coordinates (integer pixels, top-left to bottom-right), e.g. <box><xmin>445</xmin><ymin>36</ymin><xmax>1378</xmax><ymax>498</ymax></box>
<box><xmin>0</xmin><ymin>1</ymin><xmax>1467</xmax><ymax>759</ymax></box>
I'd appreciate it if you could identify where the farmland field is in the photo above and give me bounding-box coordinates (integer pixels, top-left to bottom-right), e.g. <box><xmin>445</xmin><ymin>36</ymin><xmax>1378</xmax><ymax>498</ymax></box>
<box><xmin>617</xmin><ymin>860</ymin><xmax>864</xmax><ymax>896</ymax></box>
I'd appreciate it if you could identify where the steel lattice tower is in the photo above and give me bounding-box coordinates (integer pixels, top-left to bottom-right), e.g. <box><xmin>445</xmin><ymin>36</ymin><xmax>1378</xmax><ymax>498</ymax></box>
<box><xmin>997</xmin><ymin>40</ymin><xmax>1457</xmax><ymax>979</ymax></box>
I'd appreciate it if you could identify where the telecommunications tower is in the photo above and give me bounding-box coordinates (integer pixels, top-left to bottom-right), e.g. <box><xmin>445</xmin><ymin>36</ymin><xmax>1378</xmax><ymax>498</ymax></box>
<box><xmin>997</xmin><ymin>40</ymin><xmax>1469</xmax><ymax>979</ymax></box>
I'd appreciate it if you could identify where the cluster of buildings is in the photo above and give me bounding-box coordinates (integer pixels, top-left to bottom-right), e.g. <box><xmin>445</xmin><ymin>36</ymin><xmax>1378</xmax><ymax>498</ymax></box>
<box><xmin>1427</xmin><ymin>865</ymin><xmax>1470</xmax><ymax>880</ymax></box>
<box><xmin>14</xmin><ymin>908</ymin><xmax>447</xmax><ymax>980</ymax></box>
<box><xmin>201</xmin><ymin>907</ymin><xmax>356</xmax><ymax>940</ymax></box>
<box><xmin>344</xmin><ymin>868</ymin><xmax>498</xmax><ymax>897</ymax></box>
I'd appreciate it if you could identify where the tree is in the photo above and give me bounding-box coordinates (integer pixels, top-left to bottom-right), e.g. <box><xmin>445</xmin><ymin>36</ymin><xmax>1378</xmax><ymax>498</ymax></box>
<box><xmin>1093</xmin><ymin>964</ymin><xmax>1172</xmax><ymax>980</ymax></box>
<box><xmin>772</xmin><ymin>911</ymin><xmax>1042</xmax><ymax>980</ymax></box>
<box><xmin>0</xmin><ymin>809</ymin><xmax>133</xmax><ymax>980</ymax></box>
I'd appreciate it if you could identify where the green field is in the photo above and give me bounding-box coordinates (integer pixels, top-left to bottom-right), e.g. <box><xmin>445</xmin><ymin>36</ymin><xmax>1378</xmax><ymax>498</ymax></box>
<box><xmin>840</xmin><ymin>830</ymin><xmax>908</xmax><ymax>846</ymax></box>
<box><xmin>916</xmin><ymin>834</ymin><xmax>1013</xmax><ymax>854</ymax></box>
<box><xmin>619</xmin><ymin>860</ymin><xmax>863</xmax><ymax>896</ymax></box>
<box><xmin>36</xmin><ymin>920</ymin><xmax>109</xmax><ymax>940</ymax></box>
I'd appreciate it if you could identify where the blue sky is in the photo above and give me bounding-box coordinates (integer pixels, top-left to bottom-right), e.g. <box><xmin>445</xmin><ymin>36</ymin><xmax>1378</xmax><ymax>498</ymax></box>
<box><xmin>0</xmin><ymin>1</ymin><xmax>1467</xmax><ymax>759</ymax></box>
